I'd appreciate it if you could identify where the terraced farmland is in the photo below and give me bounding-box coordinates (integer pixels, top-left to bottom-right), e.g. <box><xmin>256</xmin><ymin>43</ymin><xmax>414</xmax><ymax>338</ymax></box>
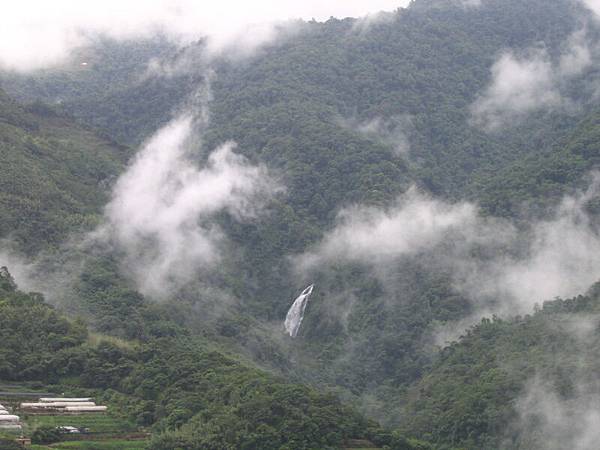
<box><xmin>24</xmin><ymin>414</ymin><xmax>136</xmax><ymax>435</ymax></box>
<box><xmin>0</xmin><ymin>385</ymin><xmax>147</xmax><ymax>449</ymax></box>
<box><xmin>30</xmin><ymin>440</ymin><xmax>147</xmax><ymax>450</ymax></box>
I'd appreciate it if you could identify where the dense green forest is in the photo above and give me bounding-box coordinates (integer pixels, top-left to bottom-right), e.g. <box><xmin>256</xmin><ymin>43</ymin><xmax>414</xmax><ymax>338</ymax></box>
<box><xmin>0</xmin><ymin>267</ymin><xmax>430</xmax><ymax>449</ymax></box>
<box><xmin>0</xmin><ymin>87</ymin><xmax>130</xmax><ymax>253</ymax></box>
<box><xmin>2</xmin><ymin>0</ymin><xmax>600</xmax><ymax>448</ymax></box>
<box><xmin>401</xmin><ymin>288</ymin><xmax>600</xmax><ymax>449</ymax></box>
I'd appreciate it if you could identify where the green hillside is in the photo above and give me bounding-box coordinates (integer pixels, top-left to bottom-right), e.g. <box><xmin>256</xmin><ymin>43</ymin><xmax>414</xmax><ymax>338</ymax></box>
<box><xmin>0</xmin><ymin>88</ymin><xmax>130</xmax><ymax>253</ymax></box>
<box><xmin>401</xmin><ymin>288</ymin><xmax>600</xmax><ymax>449</ymax></box>
<box><xmin>0</xmin><ymin>268</ymin><xmax>427</xmax><ymax>450</ymax></box>
<box><xmin>1</xmin><ymin>0</ymin><xmax>600</xmax><ymax>448</ymax></box>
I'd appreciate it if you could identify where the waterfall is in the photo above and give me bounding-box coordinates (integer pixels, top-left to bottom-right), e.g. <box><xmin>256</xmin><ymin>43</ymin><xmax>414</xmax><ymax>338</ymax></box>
<box><xmin>284</xmin><ymin>284</ymin><xmax>314</xmax><ymax>338</ymax></box>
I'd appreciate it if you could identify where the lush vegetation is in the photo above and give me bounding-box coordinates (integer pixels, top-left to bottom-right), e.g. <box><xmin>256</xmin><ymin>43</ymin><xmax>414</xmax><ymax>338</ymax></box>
<box><xmin>30</xmin><ymin>441</ymin><xmax>146</xmax><ymax>450</ymax></box>
<box><xmin>400</xmin><ymin>288</ymin><xmax>600</xmax><ymax>449</ymax></box>
<box><xmin>1</xmin><ymin>36</ymin><xmax>186</xmax><ymax>146</ymax></box>
<box><xmin>2</xmin><ymin>0</ymin><xmax>600</xmax><ymax>448</ymax></box>
<box><xmin>0</xmin><ymin>87</ymin><xmax>130</xmax><ymax>254</ymax></box>
<box><xmin>27</xmin><ymin>415</ymin><xmax>135</xmax><ymax>435</ymax></box>
<box><xmin>0</xmin><ymin>268</ymin><xmax>426</xmax><ymax>449</ymax></box>
<box><xmin>475</xmin><ymin>110</ymin><xmax>600</xmax><ymax>217</ymax></box>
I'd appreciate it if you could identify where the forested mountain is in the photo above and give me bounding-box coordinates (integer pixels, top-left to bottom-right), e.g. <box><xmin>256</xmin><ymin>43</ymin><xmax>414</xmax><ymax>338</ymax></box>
<box><xmin>2</xmin><ymin>0</ymin><xmax>600</xmax><ymax>448</ymax></box>
<box><xmin>401</xmin><ymin>287</ymin><xmax>600</xmax><ymax>449</ymax></box>
<box><xmin>1</xmin><ymin>37</ymin><xmax>187</xmax><ymax>146</ymax></box>
<box><xmin>1</xmin><ymin>267</ymin><xmax>426</xmax><ymax>449</ymax></box>
<box><xmin>0</xmin><ymin>87</ymin><xmax>130</xmax><ymax>254</ymax></box>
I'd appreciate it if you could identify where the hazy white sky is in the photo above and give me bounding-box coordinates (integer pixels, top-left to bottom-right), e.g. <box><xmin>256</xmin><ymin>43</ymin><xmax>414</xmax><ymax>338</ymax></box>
<box><xmin>0</xmin><ymin>0</ymin><xmax>405</xmax><ymax>71</ymax></box>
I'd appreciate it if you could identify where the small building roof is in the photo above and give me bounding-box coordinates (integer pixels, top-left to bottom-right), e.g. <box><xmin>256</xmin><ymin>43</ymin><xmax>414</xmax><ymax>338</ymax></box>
<box><xmin>64</xmin><ymin>406</ymin><xmax>107</xmax><ymax>412</ymax></box>
<box><xmin>21</xmin><ymin>402</ymin><xmax>96</xmax><ymax>408</ymax></box>
<box><xmin>0</xmin><ymin>415</ymin><xmax>20</xmax><ymax>421</ymax></box>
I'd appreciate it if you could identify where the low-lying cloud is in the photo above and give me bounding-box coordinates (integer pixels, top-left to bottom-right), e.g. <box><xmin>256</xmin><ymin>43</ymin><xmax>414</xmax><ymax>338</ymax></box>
<box><xmin>340</xmin><ymin>115</ymin><xmax>413</xmax><ymax>156</ymax></box>
<box><xmin>510</xmin><ymin>376</ymin><xmax>600</xmax><ymax>450</ymax></box>
<box><xmin>0</xmin><ymin>247</ymin><xmax>39</xmax><ymax>294</ymax></box>
<box><xmin>0</xmin><ymin>241</ymin><xmax>88</xmax><ymax>308</ymax></box>
<box><xmin>0</xmin><ymin>0</ymin><xmax>404</xmax><ymax>71</ymax></box>
<box><xmin>297</xmin><ymin>188</ymin><xmax>483</xmax><ymax>270</ymax></box>
<box><xmin>456</xmin><ymin>184</ymin><xmax>600</xmax><ymax>312</ymax></box>
<box><xmin>297</xmin><ymin>177</ymin><xmax>600</xmax><ymax>319</ymax></box>
<box><xmin>458</xmin><ymin>0</ymin><xmax>482</xmax><ymax>7</ymax></box>
<box><xmin>470</xmin><ymin>31</ymin><xmax>593</xmax><ymax>130</ymax></box>
<box><xmin>97</xmin><ymin>115</ymin><xmax>277</xmax><ymax>298</ymax></box>
<box><xmin>582</xmin><ymin>0</ymin><xmax>600</xmax><ymax>17</ymax></box>
<box><xmin>470</xmin><ymin>50</ymin><xmax>563</xmax><ymax>130</ymax></box>
<box><xmin>559</xmin><ymin>30</ymin><xmax>593</xmax><ymax>77</ymax></box>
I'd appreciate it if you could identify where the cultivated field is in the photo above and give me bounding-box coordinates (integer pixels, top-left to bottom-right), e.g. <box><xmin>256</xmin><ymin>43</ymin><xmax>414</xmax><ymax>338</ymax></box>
<box><xmin>30</xmin><ymin>440</ymin><xmax>147</xmax><ymax>450</ymax></box>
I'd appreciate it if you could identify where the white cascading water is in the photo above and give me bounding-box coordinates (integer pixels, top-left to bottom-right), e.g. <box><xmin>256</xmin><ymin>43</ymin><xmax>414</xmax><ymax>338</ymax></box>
<box><xmin>284</xmin><ymin>284</ymin><xmax>314</xmax><ymax>338</ymax></box>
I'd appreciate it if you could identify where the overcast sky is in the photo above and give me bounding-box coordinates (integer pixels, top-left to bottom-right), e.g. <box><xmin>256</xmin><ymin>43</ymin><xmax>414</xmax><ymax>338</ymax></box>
<box><xmin>0</xmin><ymin>0</ymin><xmax>405</xmax><ymax>71</ymax></box>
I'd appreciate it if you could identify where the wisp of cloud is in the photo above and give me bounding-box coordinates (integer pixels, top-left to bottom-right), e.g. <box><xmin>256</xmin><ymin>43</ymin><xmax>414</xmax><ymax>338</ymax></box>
<box><xmin>0</xmin><ymin>0</ymin><xmax>404</xmax><ymax>71</ymax></box>
<box><xmin>470</xmin><ymin>30</ymin><xmax>593</xmax><ymax>130</ymax></box>
<box><xmin>297</xmin><ymin>187</ymin><xmax>481</xmax><ymax>271</ymax></box>
<box><xmin>297</xmin><ymin>177</ymin><xmax>600</xmax><ymax>321</ymax></box>
<box><xmin>339</xmin><ymin>115</ymin><xmax>413</xmax><ymax>157</ymax></box>
<box><xmin>510</xmin><ymin>376</ymin><xmax>600</xmax><ymax>450</ymax></box>
<box><xmin>99</xmin><ymin>115</ymin><xmax>276</xmax><ymax>298</ymax></box>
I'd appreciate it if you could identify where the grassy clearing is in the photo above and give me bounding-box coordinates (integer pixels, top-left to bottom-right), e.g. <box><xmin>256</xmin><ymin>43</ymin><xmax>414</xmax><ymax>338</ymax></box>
<box><xmin>0</xmin><ymin>380</ymin><xmax>55</xmax><ymax>397</ymax></box>
<box><xmin>87</xmin><ymin>332</ymin><xmax>137</xmax><ymax>351</ymax></box>
<box><xmin>0</xmin><ymin>382</ymin><xmax>47</xmax><ymax>392</ymax></box>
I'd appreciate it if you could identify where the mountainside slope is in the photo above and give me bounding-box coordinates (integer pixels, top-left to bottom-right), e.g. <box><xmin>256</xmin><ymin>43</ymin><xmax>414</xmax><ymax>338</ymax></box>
<box><xmin>1</xmin><ymin>267</ymin><xmax>429</xmax><ymax>450</ymax></box>
<box><xmin>2</xmin><ymin>1</ymin><xmax>600</xmax><ymax>448</ymax></box>
<box><xmin>0</xmin><ymin>88</ymin><xmax>130</xmax><ymax>253</ymax></box>
<box><xmin>401</xmin><ymin>288</ymin><xmax>600</xmax><ymax>449</ymax></box>
<box><xmin>0</xmin><ymin>37</ymin><xmax>186</xmax><ymax>146</ymax></box>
